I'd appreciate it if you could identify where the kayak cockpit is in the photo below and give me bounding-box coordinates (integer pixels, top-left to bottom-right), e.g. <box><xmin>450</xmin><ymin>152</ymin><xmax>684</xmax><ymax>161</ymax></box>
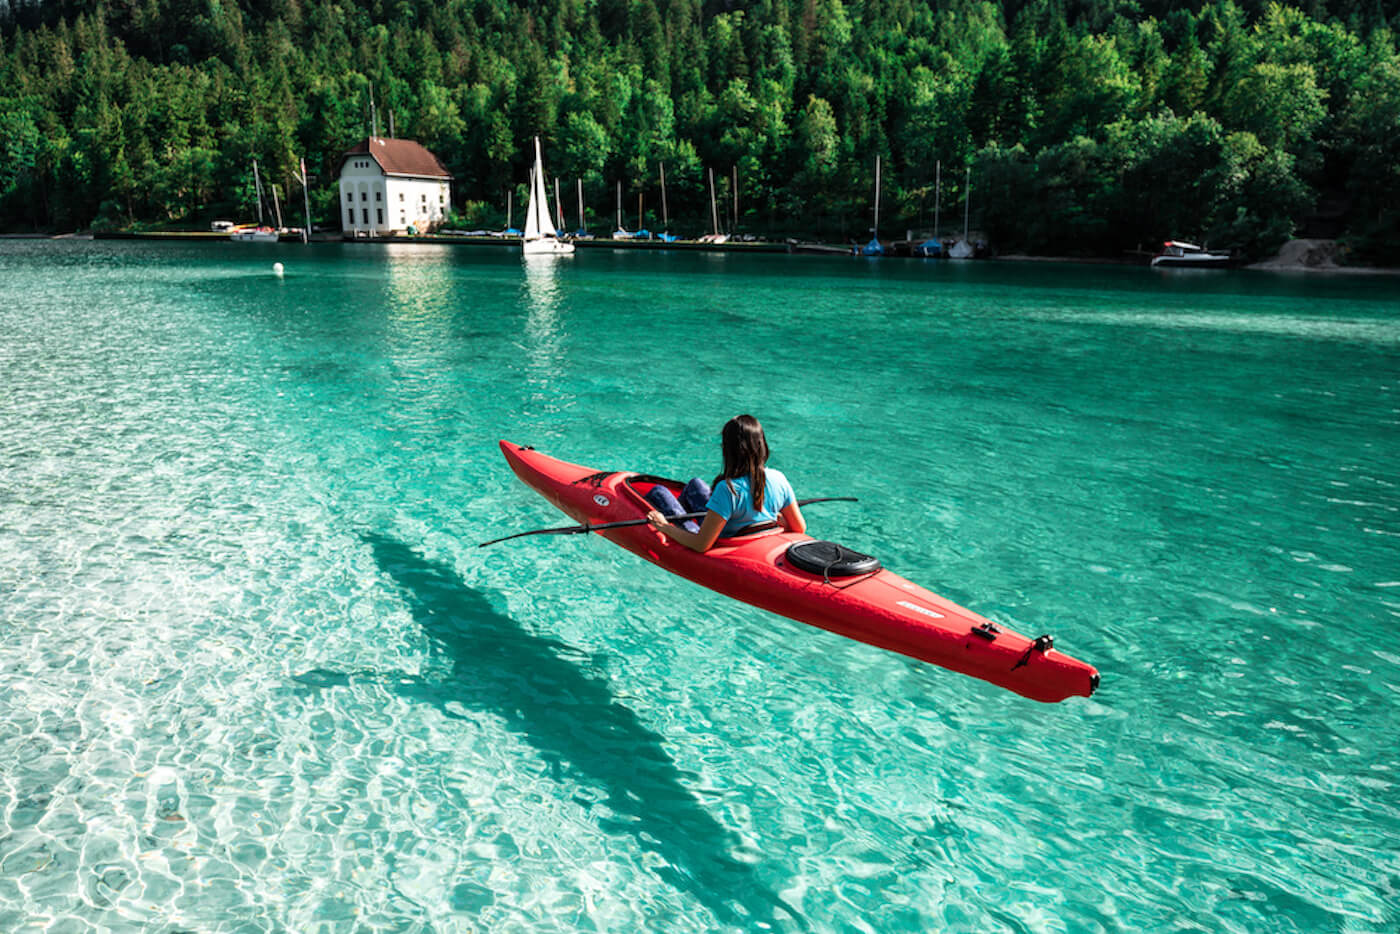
<box><xmin>623</xmin><ymin>473</ymin><xmax>787</xmax><ymax>541</ymax></box>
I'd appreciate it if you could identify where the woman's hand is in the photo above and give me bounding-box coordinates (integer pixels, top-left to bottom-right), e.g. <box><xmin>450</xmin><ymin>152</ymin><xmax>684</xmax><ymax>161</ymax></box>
<box><xmin>646</xmin><ymin>510</ymin><xmax>669</xmax><ymax>530</ymax></box>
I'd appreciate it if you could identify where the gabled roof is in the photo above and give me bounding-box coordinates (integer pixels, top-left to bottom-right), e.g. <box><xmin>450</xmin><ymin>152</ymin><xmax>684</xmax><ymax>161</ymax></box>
<box><xmin>341</xmin><ymin>137</ymin><xmax>452</xmax><ymax>179</ymax></box>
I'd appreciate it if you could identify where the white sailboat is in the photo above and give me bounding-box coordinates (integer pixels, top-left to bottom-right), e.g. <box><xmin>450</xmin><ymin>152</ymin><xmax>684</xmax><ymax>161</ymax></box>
<box><xmin>523</xmin><ymin>137</ymin><xmax>574</xmax><ymax>255</ymax></box>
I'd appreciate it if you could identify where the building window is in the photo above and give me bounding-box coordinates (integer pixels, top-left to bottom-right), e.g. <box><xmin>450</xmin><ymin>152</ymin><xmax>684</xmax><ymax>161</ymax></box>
<box><xmin>362</xmin><ymin>208</ymin><xmax>368</xmax><ymax>224</ymax></box>
<box><xmin>375</xmin><ymin>191</ymin><xmax>381</xmax><ymax>202</ymax></box>
<box><xmin>346</xmin><ymin>209</ymin><xmax>353</xmax><ymax>227</ymax></box>
<box><xmin>376</xmin><ymin>208</ymin><xmax>383</xmax><ymax>225</ymax></box>
<box><xmin>361</xmin><ymin>191</ymin><xmax>367</xmax><ymax>201</ymax></box>
<box><xmin>345</xmin><ymin>192</ymin><xmax>352</xmax><ymax>203</ymax></box>
<box><xmin>399</xmin><ymin>193</ymin><xmax>403</xmax><ymax>201</ymax></box>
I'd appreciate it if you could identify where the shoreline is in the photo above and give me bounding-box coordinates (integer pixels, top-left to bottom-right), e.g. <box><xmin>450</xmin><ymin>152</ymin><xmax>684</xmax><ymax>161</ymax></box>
<box><xmin>6</xmin><ymin>230</ymin><xmax>1397</xmax><ymax>274</ymax></box>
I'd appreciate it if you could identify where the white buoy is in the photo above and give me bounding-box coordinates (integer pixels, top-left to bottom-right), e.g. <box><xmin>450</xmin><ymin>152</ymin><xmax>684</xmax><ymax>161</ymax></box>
<box><xmin>272</xmin><ymin>262</ymin><xmax>284</xmax><ymax>276</ymax></box>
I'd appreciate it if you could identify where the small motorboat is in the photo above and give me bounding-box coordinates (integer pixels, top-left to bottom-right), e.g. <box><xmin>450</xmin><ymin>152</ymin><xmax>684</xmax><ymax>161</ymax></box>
<box><xmin>229</xmin><ymin>225</ymin><xmax>279</xmax><ymax>242</ymax></box>
<box><xmin>1150</xmin><ymin>240</ymin><xmax>1233</xmax><ymax>268</ymax></box>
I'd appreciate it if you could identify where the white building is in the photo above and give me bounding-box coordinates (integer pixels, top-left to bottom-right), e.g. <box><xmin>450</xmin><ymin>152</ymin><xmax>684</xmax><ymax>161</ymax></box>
<box><xmin>338</xmin><ymin>137</ymin><xmax>452</xmax><ymax>237</ymax></box>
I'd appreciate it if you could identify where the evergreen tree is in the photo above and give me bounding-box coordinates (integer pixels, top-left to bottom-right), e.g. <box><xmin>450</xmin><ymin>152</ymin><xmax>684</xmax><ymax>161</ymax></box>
<box><xmin>0</xmin><ymin>0</ymin><xmax>1396</xmax><ymax>260</ymax></box>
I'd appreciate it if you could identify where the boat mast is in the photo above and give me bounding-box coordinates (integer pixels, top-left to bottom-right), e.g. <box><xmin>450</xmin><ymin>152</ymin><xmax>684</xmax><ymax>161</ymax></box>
<box><xmin>252</xmin><ymin>159</ymin><xmax>265</xmax><ymax>225</ymax></box>
<box><xmin>577</xmin><ymin>179</ymin><xmax>584</xmax><ymax>233</ymax></box>
<box><xmin>963</xmin><ymin>166</ymin><xmax>971</xmax><ymax>241</ymax></box>
<box><xmin>659</xmin><ymin>163</ymin><xmax>669</xmax><ymax>231</ymax></box>
<box><xmin>732</xmin><ymin>165</ymin><xmax>739</xmax><ymax>234</ymax></box>
<box><xmin>934</xmin><ymin>160</ymin><xmax>941</xmax><ymax>239</ymax></box>
<box><xmin>708</xmin><ymin>168</ymin><xmax>718</xmax><ymax>236</ymax></box>
<box><xmin>637</xmin><ymin>192</ymin><xmax>643</xmax><ymax>232</ymax></box>
<box><xmin>272</xmin><ymin>182</ymin><xmax>284</xmax><ymax>231</ymax></box>
<box><xmin>873</xmin><ymin>155</ymin><xmax>881</xmax><ymax>241</ymax></box>
<box><xmin>300</xmin><ymin>157</ymin><xmax>311</xmax><ymax>243</ymax></box>
<box><xmin>555</xmin><ymin>176</ymin><xmax>564</xmax><ymax>231</ymax></box>
<box><xmin>615</xmin><ymin>180</ymin><xmax>622</xmax><ymax>231</ymax></box>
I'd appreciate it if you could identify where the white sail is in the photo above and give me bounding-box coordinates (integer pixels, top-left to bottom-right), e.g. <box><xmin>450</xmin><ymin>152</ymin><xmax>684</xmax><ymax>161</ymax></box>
<box><xmin>524</xmin><ymin>138</ymin><xmax>558</xmax><ymax>241</ymax></box>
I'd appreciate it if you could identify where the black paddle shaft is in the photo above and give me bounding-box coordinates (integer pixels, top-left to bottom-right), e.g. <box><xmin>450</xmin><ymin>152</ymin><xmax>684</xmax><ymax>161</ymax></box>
<box><xmin>478</xmin><ymin>496</ymin><xmax>857</xmax><ymax>547</ymax></box>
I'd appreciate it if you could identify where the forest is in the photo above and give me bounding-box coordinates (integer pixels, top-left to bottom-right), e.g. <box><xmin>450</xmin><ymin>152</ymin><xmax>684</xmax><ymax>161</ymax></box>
<box><xmin>2</xmin><ymin>0</ymin><xmax>1399</xmax><ymax>260</ymax></box>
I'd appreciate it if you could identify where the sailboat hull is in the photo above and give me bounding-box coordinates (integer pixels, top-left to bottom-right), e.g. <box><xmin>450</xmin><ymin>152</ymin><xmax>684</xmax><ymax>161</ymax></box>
<box><xmin>523</xmin><ymin>238</ymin><xmax>575</xmax><ymax>255</ymax></box>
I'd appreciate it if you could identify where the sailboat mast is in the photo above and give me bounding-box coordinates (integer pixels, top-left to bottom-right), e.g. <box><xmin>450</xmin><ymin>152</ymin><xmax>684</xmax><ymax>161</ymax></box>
<box><xmin>873</xmin><ymin>155</ymin><xmax>881</xmax><ymax>238</ymax></box>
<box><xmin>638</xmin><ymin>192</ymin><xmax>643</xmax><ymax>232</ymax></box>
<box><xmin>272</xmin><ymin>182</ymin><xmax>283</xmax><ymax>230</ymax></box>
<box><xmin>934</xmin><ymin>160</ymin><xmax>941</xmax><ymax>239</ymax></box>
<box><xmin>252</xmin><ymin>160</ymin><xmax>265</xmax><ymax>225</ymax></box>
<box><xmin>708</xmin><ymin>168</ymin><xmax>718</xmax><ymax>236</ymax></box>
<box><xmin>555</xmin><ymin>177</ymin><xmax>564</xmax><ymax>230</ymax></box>
<box><xmin>300</xmin><ymin>157</ymin><xmax>311</xmax><ymax>244</ymax></box>
<box><xmin>577</xmin><ymin>179</ymin><xmax>584</xmax><ymax>233</ymax></box>
<box><xmin>615</xmin><ymin>181</ymin><xmax>622</xmax><ymax>231</ymax></box>
<box><xmin>659</xmin><ymin>163</ymin><xmax>669</xmax><ymax>230</ymax></box>
<box><xmin>732</xmin><ymin>165</ymin><xmax>739</xmax><ymax>234</ymax></box>
<box><xmin>963</xmin><ymin>166</ymin><xmax>971</xmax><ymax>240</ymax></box>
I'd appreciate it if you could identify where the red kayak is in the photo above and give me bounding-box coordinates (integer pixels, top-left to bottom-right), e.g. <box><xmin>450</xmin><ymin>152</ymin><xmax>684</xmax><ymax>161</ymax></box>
<box><xmin>498</xmin><ymin>441</ymin><xmax>1099</xmax><ymax>703</ymax></box>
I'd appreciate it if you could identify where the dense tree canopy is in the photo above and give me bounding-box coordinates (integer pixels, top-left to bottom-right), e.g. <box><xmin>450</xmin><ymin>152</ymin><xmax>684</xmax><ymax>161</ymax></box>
<box><xmin>2</xmin><ymin>0</ymin><xmax>1398</xmax><ymax>260</ymax></box>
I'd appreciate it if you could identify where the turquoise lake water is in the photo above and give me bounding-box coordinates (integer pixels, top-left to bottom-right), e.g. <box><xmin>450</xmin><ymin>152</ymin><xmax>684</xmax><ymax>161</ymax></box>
<box><xmin>2</xmin><ymin>239</ymin><xmax>1398</xmax><ymax>932</ymax></box>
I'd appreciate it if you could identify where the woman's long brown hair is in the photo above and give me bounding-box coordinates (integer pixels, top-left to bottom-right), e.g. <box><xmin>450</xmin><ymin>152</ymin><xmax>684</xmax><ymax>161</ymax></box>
<box><xmin>714</xmin><ymin>414</ymin><xmax>770</xmax><ymax>510</ymax></box>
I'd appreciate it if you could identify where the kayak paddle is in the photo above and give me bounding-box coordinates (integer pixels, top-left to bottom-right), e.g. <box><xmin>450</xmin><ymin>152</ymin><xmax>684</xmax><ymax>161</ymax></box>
<box><xmin>478</xmin><ymin>496</ymin><xmax>857</xmax><ymax>547</ymax></box>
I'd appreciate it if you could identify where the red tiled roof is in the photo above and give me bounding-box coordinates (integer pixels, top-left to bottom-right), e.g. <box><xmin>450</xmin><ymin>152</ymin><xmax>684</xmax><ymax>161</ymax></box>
<box><xmin>341</xmin><ymin>137</ymin><xmax>452</xmax><ymax>179</ymax></box>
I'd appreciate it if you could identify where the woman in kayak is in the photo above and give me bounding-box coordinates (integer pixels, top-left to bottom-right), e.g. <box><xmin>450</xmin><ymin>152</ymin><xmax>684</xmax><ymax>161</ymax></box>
<box><xmin>646</xmin><ymin>414</ymin><xmax>807</xmax><ymax>552</ymax></box>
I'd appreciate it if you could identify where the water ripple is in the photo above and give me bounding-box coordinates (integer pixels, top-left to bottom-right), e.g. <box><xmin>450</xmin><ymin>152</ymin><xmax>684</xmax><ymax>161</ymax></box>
<box><xmin>2</xmin><ymin>240</ymin><xmax>1398</xmax><ymax>931</ymax></box>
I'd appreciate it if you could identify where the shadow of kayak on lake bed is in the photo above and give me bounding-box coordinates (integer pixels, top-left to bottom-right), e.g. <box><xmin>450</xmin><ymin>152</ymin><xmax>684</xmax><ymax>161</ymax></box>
<box><xmin>294</xmin><ymin>532</ymin><xmax>804</xmax><ymax>931</ymax></box>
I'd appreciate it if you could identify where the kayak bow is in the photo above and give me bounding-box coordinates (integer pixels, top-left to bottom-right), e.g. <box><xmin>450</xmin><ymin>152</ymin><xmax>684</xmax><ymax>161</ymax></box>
<box><xmin>497</xmin><ymin>441</ymin><xmax>1099</xmax><ymax>703</ymax></box>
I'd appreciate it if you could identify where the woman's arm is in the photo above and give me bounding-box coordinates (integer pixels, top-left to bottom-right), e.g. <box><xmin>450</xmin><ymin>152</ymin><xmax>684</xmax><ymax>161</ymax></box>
<box><xmin>646</xmin><ymin>509</ymin><xmax>727</xmax><ymax>553</ymax></box>
<box><xmin>778</xmin><ymin>501</ymin><xmax>806</xmax><ymax>534</ymax></box>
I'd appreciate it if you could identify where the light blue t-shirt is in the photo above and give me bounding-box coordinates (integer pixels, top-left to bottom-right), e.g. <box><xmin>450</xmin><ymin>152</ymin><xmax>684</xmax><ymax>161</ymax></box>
<box><xmin>707</xmin><ymin>468</ymin><xmax>796</xmax><ymax>537</ymax></box>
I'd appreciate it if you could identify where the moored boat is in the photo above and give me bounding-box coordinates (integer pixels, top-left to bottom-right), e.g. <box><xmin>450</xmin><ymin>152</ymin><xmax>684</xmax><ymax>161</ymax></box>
<box><xmin>229</xmin><ymin>225</ymin><xmax>279</xmax><ymax>242</ymax></box>
<box><xmin>496</xmin><ymin>441</ymin><xmax>1100</xmax><ymax>703</ymax></box>
<box><xmin>522</xmin><ymin>137</ymin><xmax>574</xmax><ymax>256</ymax></box>
<box><xmin>1150</xmin><ymin>240</ymin><xmax>1232</xmax><ymax>268</ymax></box>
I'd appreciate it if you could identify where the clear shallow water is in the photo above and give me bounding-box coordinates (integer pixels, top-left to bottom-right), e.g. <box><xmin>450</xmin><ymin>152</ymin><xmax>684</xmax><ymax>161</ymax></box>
<box><xmin>2</xmin><ymin>239</ymin><xmax>1397</xmax><ymax>932</ymax></box>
